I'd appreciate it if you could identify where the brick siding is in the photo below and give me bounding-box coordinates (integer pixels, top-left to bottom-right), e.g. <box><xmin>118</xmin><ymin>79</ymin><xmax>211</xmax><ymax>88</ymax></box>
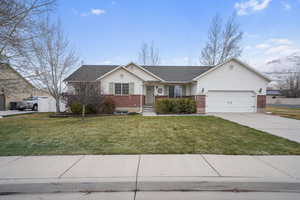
<box><xmin>105</xmin><ymin>95</ymin><xmax>144</xmax><ymax>107</ymax></box>
<box><xmin>257</xmin><ymin>95</ymin><xmax>266</xmax><ymax>112</ymax></box>
<box><xmin>195</xmin><ymin>95</ymin><xmax>206</xmax><ymax>113</ymax></box>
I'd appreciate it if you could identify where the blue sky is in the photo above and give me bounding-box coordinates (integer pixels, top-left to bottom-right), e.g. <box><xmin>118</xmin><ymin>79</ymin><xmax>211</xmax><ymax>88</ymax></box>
<box><xmin>56</xmin><ymin>0</ymin><xmax>300</xmax><ymax>71</ymax></box>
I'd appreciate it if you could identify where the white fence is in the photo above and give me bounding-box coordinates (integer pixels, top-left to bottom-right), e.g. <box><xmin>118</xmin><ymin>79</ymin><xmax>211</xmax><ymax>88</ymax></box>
<box><xmin>38</xmin><ymin>97</ymin><xmax>66</xmax><ymax>112</ymax></box>
<box><xmin>267</xmin><ymin>96</ymin><xmax>300</xmax><ymax>105</ymax></box>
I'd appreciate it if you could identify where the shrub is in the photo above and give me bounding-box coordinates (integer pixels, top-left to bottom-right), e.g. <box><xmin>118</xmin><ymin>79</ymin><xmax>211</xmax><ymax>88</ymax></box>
<box><xmin>70</xmin><ymin>103</ymin><xmax>97</xmax><ymax>114</ymax></box>
<box><xmin>86</xmin><ymin>104</ymin><xmax>97</xmax><ymax>114</ymax></box>
<box><xmin>155</xmin><ymin>98</ymin><xmax>196</xmax><ymax>114</ymax></box>
<box><xmin>70</xmin><ymin>103</ymin><xmax>82</xmax><ymax>114</ymax></box>
<box><xmin>101</xmin><ymin>97</ymin><xmax>116</xmax><ymax>114</ymax></box>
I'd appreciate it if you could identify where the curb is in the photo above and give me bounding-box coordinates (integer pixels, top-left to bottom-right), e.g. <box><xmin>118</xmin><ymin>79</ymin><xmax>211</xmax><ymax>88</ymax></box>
<box><xmin>1</xmin><ymin>177</ymin><xmax>300</xmax><ymax>194</ymax></box>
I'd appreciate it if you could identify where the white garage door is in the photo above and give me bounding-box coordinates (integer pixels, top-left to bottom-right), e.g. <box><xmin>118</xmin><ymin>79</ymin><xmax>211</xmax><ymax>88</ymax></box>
<box><xmin>206</xmin><ymin>91</ymin><xmax>256</xmax><ymax>113</ymax></box>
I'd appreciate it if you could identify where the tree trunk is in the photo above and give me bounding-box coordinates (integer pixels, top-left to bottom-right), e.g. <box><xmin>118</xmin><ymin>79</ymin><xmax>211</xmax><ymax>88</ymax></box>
<box><xmin>55</xmin><ymin>97</ymin><xmax>61</xmax><ymax>113</ymax></box>
<box><xmin>82</xmin><ymin>104</ymin><xmax>85</xmax><ymax>119</ymax></box>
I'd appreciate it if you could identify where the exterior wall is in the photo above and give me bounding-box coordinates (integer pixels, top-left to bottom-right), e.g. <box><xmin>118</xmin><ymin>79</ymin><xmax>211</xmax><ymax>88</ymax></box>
<box><xmin>100</xmin><ymin>68</ymin><xmax>143</xmax><ymax>95</ymax></box>
<box><xmin>105</xmin><ymin>94</ymin><xmax>144</xmax><ymax>110</ymax></box>
<box><xmin>191</xmin><ymin>82</ymin><xmax>197</xmax><ymax>95</ymax></box>
<box><xmin>125</xmin><ymin>64</ymin><xmax>159</xmax><ymax>81</ymax></box>
<box><xmin>0</xmin><ymin>64</ymin><xmax>49</xmax><ymax>110</ymax></box>
<box><xmin>257</xmin><ymin>95</ymin><xmax>266</xmax><ymax>113</ymax></box>
<box><xmin>195</xmin><ymin>95</ymin><xmax>206</xmax><ymax>113</ymax></box>
<box><xmin>196</xmin><ymin>60</ymin><xmax>269</xmax><ymax>95</ymax></box>
<box><xmin>154</xmin><ymin>96</ymin><xmax>168</xmax><ymax>102</ymax></box>
<box><xmin>185</xmin><ymin>84</ymin><xmax>192</xmax><ymax>96</ymax></box>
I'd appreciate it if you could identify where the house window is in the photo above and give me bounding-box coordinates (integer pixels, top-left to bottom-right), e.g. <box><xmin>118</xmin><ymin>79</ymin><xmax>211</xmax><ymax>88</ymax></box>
<box><xmin>115</xmin><ymin>83</ymin><xmax>129</xmax><ymax>95</ymax></box>
<box><xmin>174</xmin><ymin>85</ymin><xmax>182</xmax><ymax>97</ymax></box>
<box><xmin>168</xmin><ymin>85</ymin><xmax>183</xmax><ymax>98</ymax></box>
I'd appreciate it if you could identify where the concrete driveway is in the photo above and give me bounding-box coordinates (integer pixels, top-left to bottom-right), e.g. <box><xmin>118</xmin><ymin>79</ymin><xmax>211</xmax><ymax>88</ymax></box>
<box><xmin>212</xmin><ymin>113</ymin><xmax>300</xmax><ymax>143</ymax></box>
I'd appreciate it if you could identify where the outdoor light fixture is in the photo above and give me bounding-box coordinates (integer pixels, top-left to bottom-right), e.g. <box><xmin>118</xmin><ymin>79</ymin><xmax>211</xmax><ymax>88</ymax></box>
<box><xmin>259</xmin><ymin>88</ymin><xmax>262</xmax><ymax>93</ymax></box>
<box><xmin>202</xmin><ymin>88</ymin><xmax>205</xmax><ymax>93</ymax></box>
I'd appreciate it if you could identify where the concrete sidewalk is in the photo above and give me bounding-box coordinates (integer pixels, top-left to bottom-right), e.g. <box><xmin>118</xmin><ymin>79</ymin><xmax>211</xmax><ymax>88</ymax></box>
<box><xmin>0</xmin><ymin>155</ymin><xmax>300</xmax><ymax>194</ymax></box>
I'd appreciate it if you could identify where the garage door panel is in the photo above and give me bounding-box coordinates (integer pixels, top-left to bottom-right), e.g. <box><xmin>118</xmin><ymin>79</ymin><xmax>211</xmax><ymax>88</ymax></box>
<box><xmin>206</xmin><ymin>91</ymin><xmax>256</xmax><ymax>113</ymax></box>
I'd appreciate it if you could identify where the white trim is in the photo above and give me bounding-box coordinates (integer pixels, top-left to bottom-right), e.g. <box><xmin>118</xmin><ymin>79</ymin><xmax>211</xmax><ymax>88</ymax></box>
<box><xmin>125</xmin><ymin>62</ymin><xmax>164</xmax><ymax>81</ymax></box>
<box><xmin>114</xmin><ymin>83</ymin><xmax>130</xmax><ymax>95</ymax></box>
<box><xmin>96</xmin><ymin>65</ymin><xmax>146</xmax><ymax>81</ymax></box>
<box><xmin>192</xmin><ymin>58</ymin><xmax>271</xmax><ymax>82</ymax></box>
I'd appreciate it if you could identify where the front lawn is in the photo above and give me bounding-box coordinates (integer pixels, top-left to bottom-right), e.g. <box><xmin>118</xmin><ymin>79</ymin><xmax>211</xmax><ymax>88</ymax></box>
<box><xmin>266</xmin><ymin>106</ymin><xmax>300</xmax><ymax>120</ymax></box>
<box><xmin>0</xmin><ymin>113</ymin><xmax>300</xmax><ymax>155</ymax></box>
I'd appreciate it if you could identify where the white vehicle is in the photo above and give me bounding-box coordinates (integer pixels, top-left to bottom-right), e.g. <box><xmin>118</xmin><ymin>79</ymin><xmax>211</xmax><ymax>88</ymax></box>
<box><xmin>17</xmin><ymin>96</ymin><xmax>48</xmax><ymax>111</ymax></box>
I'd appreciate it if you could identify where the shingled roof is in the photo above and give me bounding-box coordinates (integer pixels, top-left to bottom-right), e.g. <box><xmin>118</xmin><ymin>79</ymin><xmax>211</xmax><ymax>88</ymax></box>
<box><xmin>64</xmin><ymin>64</ymin><xmax>214</xmax><ymax>82</ymax></box>
<box><xmin>64</xmin><ymin>65</ymin><xmax>119</xmax><ymax>82</ymax></box>
<box><xmin>142</xmin><ymin>65</ymin><xmax>213</xmax><ymax>81</ymax></box>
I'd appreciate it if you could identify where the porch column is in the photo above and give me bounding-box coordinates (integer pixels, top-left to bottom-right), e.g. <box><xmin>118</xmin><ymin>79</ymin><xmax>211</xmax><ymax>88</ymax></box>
<box><xmin>195</xmin><ymin>95</ymin><xmax>206</xmax><ymax>114</ymax></box>
<box><xmin>257</xmin><ymin>95</ymin><xmax>266</xmax><ymax>113</ymax></box>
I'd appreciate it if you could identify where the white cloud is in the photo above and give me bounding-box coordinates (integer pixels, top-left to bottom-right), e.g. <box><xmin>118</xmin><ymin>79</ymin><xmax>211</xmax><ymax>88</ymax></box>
<box><xmin>234</xmin><ymin>0</ymin><xmax>272</xmax><ymax>15</ymax></box>
<box><xmin>103</xmin><ymin>60</ymin><xmax>112</xmax><ymax>64</ymax></box>
<box><xmin>265</xmin><ymin>45</ymin><xmax>297</xmax><ymax>55</ymax></box>
<box><xmin>243</xmin><ymin>38</ymin><xmax>300</xmax><ymax>72</ymax></box>
<box><xmin>281</xmin><ymin>1</ymin><xmax>291</xmax><ymax>10</ymax></box>
<box><xmin>270</xmin><ymin>38</ymin><xmax>293</xmax><ymax>45</ymax></box>
<box><xmin>91</xmin><ymin>9</ymin><xmax>106</xmax><ymax>15</ymax></box>
<box><xmin>80</xmin><ymin>9</ymin><xmax>106</xmax><ymax>17</ymax></box>
<box><xmin>256</xmin><ymin>44</ymin><xmax>270</xmax><ymax>49</ymax></box>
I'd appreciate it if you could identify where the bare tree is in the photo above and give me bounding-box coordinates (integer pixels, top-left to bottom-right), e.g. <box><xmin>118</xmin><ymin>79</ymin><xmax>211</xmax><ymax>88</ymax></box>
<box><xmin>0</xmin><ymin>0</ymin><xmax>56</xmax><ymax>62</ymax></box>
<box><xmin>268</xmin><ymin>54</ymin><xmax>300</xmax><ymax>97</ymax></box>
<box><xmin>20</xmin><ymin>19</ymin><xmax>79</xmax><ymax>112</ymax></box>
<box><xmin>283</xmin><ymin>54</ymin><xmax>300</xmax><ymax>97</ymax></box>
<box><xmin>66</xmin><ymin>81</ymin><xmax>103</xmax><ymax>118</ymax></box>
<box><xmin>138</xmin><ymin>41</ymin><xmax>160</xmax><ymax>65</ymax></box>
<box><xmin>200</xmin><ymin>14</ymin><xmax>243</xmax><ymax>65</ymax></box>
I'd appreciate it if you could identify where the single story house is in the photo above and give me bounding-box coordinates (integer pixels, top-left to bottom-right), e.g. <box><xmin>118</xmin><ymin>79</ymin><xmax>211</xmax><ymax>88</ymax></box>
<box><xmin>64</xmin><ymin>58</ymin><xmax>271</xmax><ymax>113</ymax></box>
<box><xmin>0</xmin><ymin>63</ymin><xmax>49</xmax><ymax>110</ymax></box>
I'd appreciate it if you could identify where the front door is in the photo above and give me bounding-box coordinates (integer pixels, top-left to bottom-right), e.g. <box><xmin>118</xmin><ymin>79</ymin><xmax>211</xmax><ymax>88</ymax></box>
<box><xmin>145</xmin><ymin>86</ymin><xmax>154</xmax><ymax>105</ymax></box>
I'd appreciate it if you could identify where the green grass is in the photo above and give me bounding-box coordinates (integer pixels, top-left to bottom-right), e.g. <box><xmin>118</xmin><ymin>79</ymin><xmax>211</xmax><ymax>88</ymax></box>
<box><xmin>0</xmin><ymin>113</ymin><xmax>300</xmax><ymax>156</ymax></box>
<box><xmin>266</xmin><ymin>106</ymin><xmax>300</xmax><ymax>120</ymax></box>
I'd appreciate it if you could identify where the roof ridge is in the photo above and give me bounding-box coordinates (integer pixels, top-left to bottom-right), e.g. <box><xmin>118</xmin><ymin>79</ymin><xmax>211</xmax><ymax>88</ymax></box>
<box><xmin>142</xmin><ymin>65</ymin><xmax>213</xmax><ymax>67</ymax></box>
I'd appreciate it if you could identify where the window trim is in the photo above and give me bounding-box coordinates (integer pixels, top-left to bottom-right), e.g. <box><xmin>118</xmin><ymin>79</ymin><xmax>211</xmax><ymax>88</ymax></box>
<box><xmin>114</xmin><ymin>83</ymin><xmax>129</xmax><ymax>96</ymax></box>
<box><xmin>168</xmin><ymin>85</ymin><xmax>183</xmax><ymax>98</ymax></box>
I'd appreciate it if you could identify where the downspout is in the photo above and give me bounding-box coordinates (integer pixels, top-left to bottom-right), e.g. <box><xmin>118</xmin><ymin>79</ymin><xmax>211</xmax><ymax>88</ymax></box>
<box><xmin>139</xmin><ymin>82</ymin><xmax>144</xmax><ymax>113</ymax></box>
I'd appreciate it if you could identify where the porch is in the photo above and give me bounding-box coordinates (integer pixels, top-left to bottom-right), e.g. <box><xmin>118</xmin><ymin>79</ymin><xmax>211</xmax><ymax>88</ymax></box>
<box><xmin>144</xmin><ymin>83</ymin><xmax>196</xmax><ymax>106</ymax></box>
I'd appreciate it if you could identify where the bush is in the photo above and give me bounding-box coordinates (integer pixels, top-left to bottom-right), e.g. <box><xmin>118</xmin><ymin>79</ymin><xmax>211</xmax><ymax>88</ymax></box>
<box><xmin>86</xmin><ymin>104</ymin><xmax>97</xmax><ymax>114</ymax></box>
<box><xmin>155</xmin><ymin>98</ymin><xmax>196</xmax><ymax>114</ymax></box>
<box><xmin>101</xmin><ymin>97</ymin><xmax>116</xmax><ymax>114</ymax></box>
<box><xmin>70</xmin><ymin>103</ymin><xmax>82</xmax><ymax>114</ymax></box>
<box><xmin>70</xmin><ymin>103</ymin><xmax>99</xmax><ymax>115</ymax></box>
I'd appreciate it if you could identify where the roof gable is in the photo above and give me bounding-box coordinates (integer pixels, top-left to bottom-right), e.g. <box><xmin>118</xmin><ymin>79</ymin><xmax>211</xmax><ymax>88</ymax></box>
<box><xmin>193</xmin><ymin>58</ymin><xmax>271</xmax><ymax>82</ymax></box>
<box><xmin>96</xmin><ymin>65</ymin><xmax>145</xmax><ymax>81</ymax></box>
<box><xmin>125</xmin><ymin>62</ymin><xmax>162</xmax><ymax>81</ymax></box>
<box><xmin>0</xmin><ymin>63</ymin><xmax>35</xmax><ymax>88</ymax></box>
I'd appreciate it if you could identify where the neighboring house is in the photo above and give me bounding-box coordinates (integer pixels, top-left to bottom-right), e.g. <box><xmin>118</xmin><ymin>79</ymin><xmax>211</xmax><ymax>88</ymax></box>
<box><xmin>64</xmin><ymin>58</ymin><xmax>271</xmax><ymax>113</ymax></box>
<box><xmin>0</xmin><ymin>63</ymin><xmax>49</xmax><ymax>110</ymax></box>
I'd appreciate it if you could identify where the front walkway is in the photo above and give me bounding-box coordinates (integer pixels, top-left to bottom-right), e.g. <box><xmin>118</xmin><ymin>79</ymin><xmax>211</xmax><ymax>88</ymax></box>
<box><xmin>213</xmin><ymin>113</ymin><xmax>300</xmax><ymax>143</ymax></box>
<box><xmin>0</xmin><ymin>155</ymin><xmax>300</xmax><ymax>193</ymax></box>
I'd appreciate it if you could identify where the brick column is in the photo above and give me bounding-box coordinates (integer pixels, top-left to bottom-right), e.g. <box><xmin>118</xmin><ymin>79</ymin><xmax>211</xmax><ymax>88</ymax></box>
<box><xmin>257</xmin><ymin>95</ymin><xmax>266</xmax><ymax>113</ymax></box>
<box><xmin>195</xmin><ymin>95</ymin><xmax>206</xmax><ymax>114</ymax></box>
